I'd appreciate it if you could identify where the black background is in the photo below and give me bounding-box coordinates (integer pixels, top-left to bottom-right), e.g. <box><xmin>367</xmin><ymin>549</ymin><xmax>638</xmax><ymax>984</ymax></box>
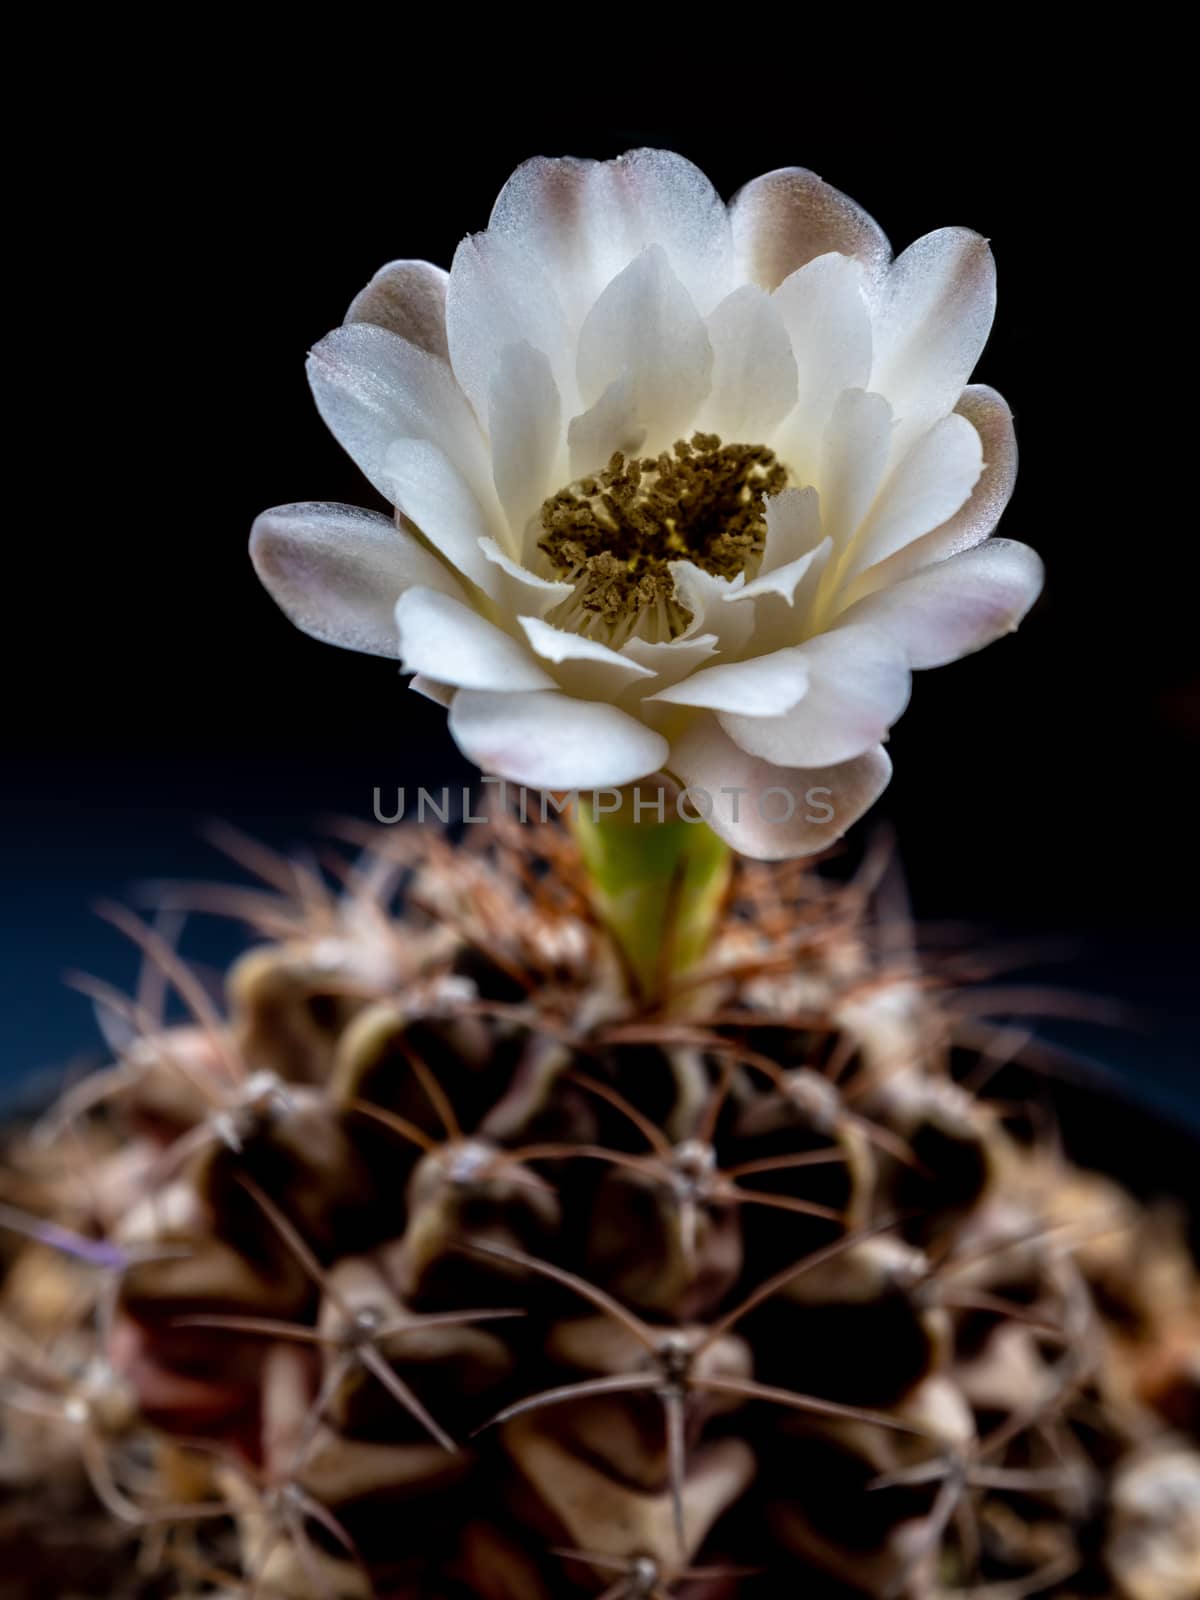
<box><xmin>5</xmin><ymin>72</ymin><xmax>1196</xmax><ymax>1117</ymax></box>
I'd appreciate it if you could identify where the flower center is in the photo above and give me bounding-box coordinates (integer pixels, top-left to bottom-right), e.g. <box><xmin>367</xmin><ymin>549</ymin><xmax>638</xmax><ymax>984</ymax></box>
<box><xmin>538</xmin><ymin>433</ymin><xmax>786</xmax><ymax>645</ymax></box>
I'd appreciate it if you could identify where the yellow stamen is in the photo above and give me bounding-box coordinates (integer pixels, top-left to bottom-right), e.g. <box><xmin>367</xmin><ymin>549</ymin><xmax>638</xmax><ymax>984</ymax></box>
<box><xmin>538</xmin><ymin>433</ymin><xmax>786</xmax><ymax>643</ymax></box>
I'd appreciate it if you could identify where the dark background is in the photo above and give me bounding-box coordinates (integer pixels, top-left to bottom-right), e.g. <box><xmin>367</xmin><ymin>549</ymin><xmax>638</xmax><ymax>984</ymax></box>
<box><xmin>5</xmin><ymin>81</ymin><xmax>1196</xmax><ymax>1121</ymax></box>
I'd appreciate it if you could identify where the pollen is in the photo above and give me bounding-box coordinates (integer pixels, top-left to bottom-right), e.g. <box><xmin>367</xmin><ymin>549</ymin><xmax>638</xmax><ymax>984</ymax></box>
<box><xmin>538</xmin><ymin>433</ymin><xmax>787</xmax><ymax>643</ymax></box>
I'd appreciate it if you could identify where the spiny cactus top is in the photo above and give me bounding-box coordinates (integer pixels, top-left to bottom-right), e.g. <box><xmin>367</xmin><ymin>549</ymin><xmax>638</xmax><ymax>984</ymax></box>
<box><xmin>250</xmin><ymin>152</ymin><xmax>1043</xmax><ymax>856</ymax></box>
<box><xmin>1</xmin><ymin>821</ymin><xmax>1197</xmax><ymax>1597</ymax></box>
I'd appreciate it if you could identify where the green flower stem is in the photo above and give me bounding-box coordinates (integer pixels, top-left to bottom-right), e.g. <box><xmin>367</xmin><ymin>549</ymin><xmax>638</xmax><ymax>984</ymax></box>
<box><xmin>570</xmin><ymin>788</ymin><xmax>732</xmax><ymax>1002</ymax></box>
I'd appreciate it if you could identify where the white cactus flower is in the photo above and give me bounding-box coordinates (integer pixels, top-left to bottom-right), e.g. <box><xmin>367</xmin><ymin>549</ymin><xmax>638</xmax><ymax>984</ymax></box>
<box><xmin>251</xmin><ymin>150</ymin><xmax>1042</xmax><ymax>858</ymax></box>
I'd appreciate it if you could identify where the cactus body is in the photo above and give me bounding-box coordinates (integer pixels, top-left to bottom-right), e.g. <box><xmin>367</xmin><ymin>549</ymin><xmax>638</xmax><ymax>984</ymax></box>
<box><xmin>1</xmin><ymin>822</ymin><xmax>1197</xmax><ymax>1599</ymax></box>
